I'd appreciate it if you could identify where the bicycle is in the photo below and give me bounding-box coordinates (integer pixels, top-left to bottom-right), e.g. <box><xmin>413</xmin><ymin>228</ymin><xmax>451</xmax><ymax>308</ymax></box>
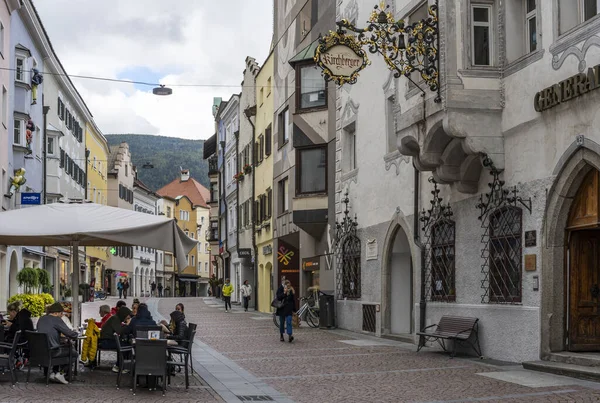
<box><xmin>94</xmin><ymin>289</ymin><xmax>108</xmax><ymax>300</ymax></box>
<box><xmin>273</xmin><ymin>296</ymin><xmax>320</xmax><ymax>329</ymax></box>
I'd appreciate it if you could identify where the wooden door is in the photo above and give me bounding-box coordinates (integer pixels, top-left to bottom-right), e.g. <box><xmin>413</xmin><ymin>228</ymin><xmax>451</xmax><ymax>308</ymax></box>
<box><xmin>569</xmin><ymin>230</ymin><xmax>600</xmax><ymax>351</ymax></box>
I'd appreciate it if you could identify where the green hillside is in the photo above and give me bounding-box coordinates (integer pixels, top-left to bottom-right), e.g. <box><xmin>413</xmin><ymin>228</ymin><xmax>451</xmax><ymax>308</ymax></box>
<box><xmin>105</xmin><ymin>134</ymin><xmax>208</xmax><ymax>192</ymax></box>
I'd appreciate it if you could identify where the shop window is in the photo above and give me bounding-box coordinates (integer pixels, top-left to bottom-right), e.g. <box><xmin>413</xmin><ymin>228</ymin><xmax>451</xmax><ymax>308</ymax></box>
<box><xmin>559</xmin><ymin>0</ymin><xmax>600</xmax><ymax>34</ymax></box>
<box><xmin>471</xmin><ymin>3</ymin><xmax>494</xmax><ymax>66</ymax></box>
<box><xmin>431</xmin><ymin>221</ymin><xmax>456</xmax><ymax>301</ymax></box>
<box><xmin>296</xmin><ymin>145</ymin><xmax>327</xmax><ymax>195</ymax></box>
<box><xmin>488</xmin><ymin>207</ymin><xmax>522</xmax><ymax>303</ymax></box>
<box><xmin>296</xmin><ymin>63</ymin><xmax>327</xmax><ymax>111</ymax></box>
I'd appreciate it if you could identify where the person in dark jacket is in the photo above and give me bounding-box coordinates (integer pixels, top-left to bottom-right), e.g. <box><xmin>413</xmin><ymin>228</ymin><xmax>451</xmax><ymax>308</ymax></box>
<box><xmin>110</xmin><ymin>300</ymin><xmax>126</xmax><ymax>316</ymax></box>
<box><xmin>5</xmin><ymin>301</ymin><xmax>34</xmax><ymax>344</ymax></box>
<box><xmin>122</xmin><ymin>304</ymin><xmax>156</xmax><ymax>338</ymax></box>
<box><xmin>99</xmin><ymin>306</ymin><xmax>131</xmax><ymax>373</ymax></box>
<box><xmin>165</xmin><ymin>310</ymin><xmax>187</xmax><ymax>345</ymax></box>
<box><xmin>276</xmin><ymin>280</ymin><xmax>296</xmax><ymax>343</ymax></box>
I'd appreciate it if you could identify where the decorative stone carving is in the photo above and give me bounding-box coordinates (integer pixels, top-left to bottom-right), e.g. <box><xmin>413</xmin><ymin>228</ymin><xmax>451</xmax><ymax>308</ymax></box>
<box><xmin>384</xmin><ymin>151</ymin><xmax>410</xmax><ymax>176</ymax></box>
<box><xmin>552</xmin><ymin>35</ymin><xmax>600</xmax><ymax>72</ymax></box>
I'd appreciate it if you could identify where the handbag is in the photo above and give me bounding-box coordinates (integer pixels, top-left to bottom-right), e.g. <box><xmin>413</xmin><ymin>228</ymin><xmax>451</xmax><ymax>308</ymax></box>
<box><xmin>271</xmin><ymin>298</ymin><xmax>284</xmax><ymax>309</ymax></box>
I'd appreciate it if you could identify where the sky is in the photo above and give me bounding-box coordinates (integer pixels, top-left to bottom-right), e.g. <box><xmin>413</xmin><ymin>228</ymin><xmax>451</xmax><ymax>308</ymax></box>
<box><xmin>34</xmin><ymin>0</ymin><xmax>274</xmax><ymax>140</ymax></box>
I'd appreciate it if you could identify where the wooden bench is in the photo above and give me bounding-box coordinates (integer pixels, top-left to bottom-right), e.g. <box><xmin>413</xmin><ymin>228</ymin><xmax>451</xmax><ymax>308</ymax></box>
<box><xmin>416</xmin><ymin>315</ymin><xmax>482</xmax><ymax>358</ymax></box>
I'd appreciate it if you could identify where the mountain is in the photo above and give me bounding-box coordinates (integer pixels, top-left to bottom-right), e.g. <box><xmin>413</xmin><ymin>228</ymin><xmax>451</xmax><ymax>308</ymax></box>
<box><xmin>105</xmin><ymin>134</ymin><xmax>208</xmax><ymax>192</ymax></box>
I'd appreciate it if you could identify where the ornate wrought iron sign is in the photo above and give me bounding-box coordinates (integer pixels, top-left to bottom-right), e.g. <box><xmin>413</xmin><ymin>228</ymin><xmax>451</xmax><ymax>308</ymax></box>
<box><xmin>314</xmin><ymin>33</ymin><xmax>370</xmax><ymax>86</ymax></box>
<box><xmin>314</xmin><ymin>1</ymin><xmax>440</xmax><ymax>101</ymax></box>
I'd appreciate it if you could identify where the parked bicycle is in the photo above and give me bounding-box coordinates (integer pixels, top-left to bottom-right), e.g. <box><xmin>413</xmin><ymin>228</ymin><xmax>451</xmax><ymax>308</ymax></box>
<box><xmin>94</xmin><ymin>289</ymin><xmax>108</xmax><ymax>300</ymax></box>
<box><xmin>273</xmin><ymin>295</ymin><xmax>320</xmax><ymax>329</ymax></box>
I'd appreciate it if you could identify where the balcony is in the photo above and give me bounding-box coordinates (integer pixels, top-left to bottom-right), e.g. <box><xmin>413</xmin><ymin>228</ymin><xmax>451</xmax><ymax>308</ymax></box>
<box><xmin>140</xmin><ymin>257</ymin><xmax>151</xmax><ymax>265</ymax></box>
<box><xmin>208</xmin><ymin>155</ymin><xmax>218</xmax><ymax>175</ymax></box>
<box><xmin>205</xmin><ymin>228</ymin><xmax>219</xmax><ymax>242</ymax></box>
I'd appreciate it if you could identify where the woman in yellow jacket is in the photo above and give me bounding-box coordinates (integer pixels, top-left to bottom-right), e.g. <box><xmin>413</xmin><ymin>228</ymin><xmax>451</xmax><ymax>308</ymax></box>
<box><xmin>222</xmin><ymin>278</ymin><xmax>233</xmax><ymax>313</ymax></box>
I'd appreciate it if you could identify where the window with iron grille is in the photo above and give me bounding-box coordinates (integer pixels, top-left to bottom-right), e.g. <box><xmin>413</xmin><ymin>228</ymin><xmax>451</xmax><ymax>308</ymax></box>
<box><xmin>431</xmin><ymin>220</ymin><xmax>456</xmax><ymax>301</ymax></box>
<box><xmin>487</xmin><ymin>206</ymin><xmax>522</xmax><ymax>303</ymax></box>
<box><xmin>335</xmin><ymin>191</ymin><xmax>361</xmax><ymax>299</ymax></box>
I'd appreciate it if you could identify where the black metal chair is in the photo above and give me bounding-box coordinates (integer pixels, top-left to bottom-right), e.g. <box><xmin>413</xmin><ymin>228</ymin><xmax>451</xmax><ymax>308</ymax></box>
<box><xmin>132</xmin><ymin>339</ymin><xmax>167</xmax><ymax>396</ymax></box>
<box><xmin>167</xmin><ymin>327</ymin><xmax>196</xmax><ymax>389</ymax></box>
<box><xmin>0</xmin><ymin>330</ymin><xmax>21</xmax><ymax>386</ymax></box>
<box><xmin>25</xmin><ymin>331</ymin><xmax>74</xmax><ymax>386</ymax></box>
<box><xmin>114</xmin><ymin>333</ymin><xmax>133</xmax><ymax>390</ymax></box>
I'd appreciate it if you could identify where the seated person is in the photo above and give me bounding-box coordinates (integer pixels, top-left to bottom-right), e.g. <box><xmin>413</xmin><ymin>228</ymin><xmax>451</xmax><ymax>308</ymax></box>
<box><xmin>110</xmin><ymin>300</ymin><xmax>126</xmax><ymax>316</ymax></box>
<box><xmin>159</xmin><ymin>303</ymin><xmax>185</xmax><ymax>334</ymax></box>
<box><xmin>5</xmin><ymin>301</ymin><xmax>34</xmax><ymax>344</ymax></box>
<box><xmin>94</xmin><ymin>305</ymin><xmax>111</xmax><ymax>329</ymax></box>
<box><xmin>122</xmin><ymin>303</ymin><xmax>156</xmax><ymax>338</ymax></box>
<box><xmin>130</xmin><ymin>302</ymin><xmax>139</xmax><ymax>318</ymax></box>
<box><xmin>99</xmin><ymin>306</ymin><xmax>131</xmax><ymax>373</ymax></box>
<box><xmin>36</xmin><ymin>302</ymin><xmax>78</xmax><ymax>385</ymax></box>
<box><xmin>165</xmin><ymin>310</ymin><xmax>188</xmax><ymax>346</ymax></box>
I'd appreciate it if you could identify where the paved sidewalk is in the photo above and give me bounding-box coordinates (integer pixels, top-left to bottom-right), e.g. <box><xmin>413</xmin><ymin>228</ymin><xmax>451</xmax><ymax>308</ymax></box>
<box><xmin>154</xmin><ymin>297</ymin><xmax>600</xmax><ymax>403</ymax></box>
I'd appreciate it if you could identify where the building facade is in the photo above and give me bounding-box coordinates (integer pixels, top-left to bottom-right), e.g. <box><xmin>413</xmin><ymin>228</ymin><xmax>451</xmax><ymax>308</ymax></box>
<box><xmin>133</xmin><ymin>177</ymin><xmax>158</xmax><ymax>297</ymax></box>
<box><xmin>272</xmin><ymin>0</ymin><xmax>337</xmax><ymax>304</ymax></box>
<box><xmin>157</xmin><ymin>195</ymin><xmax>177</xmax><ymax>295</ymax></box>
<box><xmin>196</xmin><ymin>205</ymin><xmax>210</xmax><ymax>295</ymax></box>
<box><xmin>106</xmin><ymin>142</ymin><xmax>135</xmax><ymax>294</ymax></box>
<box><xmin>255</xmin><ymin>51</ymin><xmax>275</xmax><ymax>313</ymax></box>
<box><xmin>203</xmin><ymin>127</ymin><xmax>220</xmax><ymax>293</ymax></box>
<box><xmin>330</xmin><ymin>0</ymin><xmax>600</xmax><ymax>364</ymax></box>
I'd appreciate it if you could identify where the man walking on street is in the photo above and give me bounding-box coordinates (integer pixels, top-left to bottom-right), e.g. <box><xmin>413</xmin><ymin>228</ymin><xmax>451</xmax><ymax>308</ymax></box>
<box><xmin>222</xmin><ymin>279</ymin><xmax>233</xmax><ymax>312</ymax></box>
<box><xmin>241</xmin><ymin>280</ymin><xmax>252</xmax><ymax>312</ymax></box>
<box><xmin>151</xmin><ymin>281</ymin><xmax>156</xmax><ymax>297</ymax></box>
<box><xmin>158</xmin><ymin>283</ymin><xmax>163</xmax><ymax>298</ymax></box>
<box><xmin>123</xmin><ymin>279</ymin><xmax>130</xmax><ymax>299</ymax></box>
<box><xmin>117</xmin><ymin>279</ymin><xmax>123</xmax><ymax>299</ymax></box>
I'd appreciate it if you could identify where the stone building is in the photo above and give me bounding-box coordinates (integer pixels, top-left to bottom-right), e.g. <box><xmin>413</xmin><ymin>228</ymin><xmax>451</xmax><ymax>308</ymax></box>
<box><xmin>334</xmin><ymin>0</ymin><xmax>600</xmax><ymax>365</ymax></box>
<box><xmin>133</xmin><ymin>177</ymin><xmax>159</xmax><ymax>297</ymax></box>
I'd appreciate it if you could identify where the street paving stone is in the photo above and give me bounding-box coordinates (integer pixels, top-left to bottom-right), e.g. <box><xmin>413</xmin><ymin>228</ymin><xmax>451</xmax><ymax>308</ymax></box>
<box><xmin>156</xmin><ymin>297</ymin><xmax>600</xmax><ymax>403</ymax></box>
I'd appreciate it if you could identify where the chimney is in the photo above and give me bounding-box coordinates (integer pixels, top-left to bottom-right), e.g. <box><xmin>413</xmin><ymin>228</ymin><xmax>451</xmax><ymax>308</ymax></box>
<box><xmin>181</xmin><ymin>169</ymin><xmax>190</xmax><ymax>182</ymax></box>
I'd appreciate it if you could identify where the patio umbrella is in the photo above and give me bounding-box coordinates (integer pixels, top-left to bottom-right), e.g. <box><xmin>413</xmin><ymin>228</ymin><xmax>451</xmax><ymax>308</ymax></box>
<box><xmin>0</xmin><ymin>203</ymin><xmax>197</xmax><ymax>326</ymax></box>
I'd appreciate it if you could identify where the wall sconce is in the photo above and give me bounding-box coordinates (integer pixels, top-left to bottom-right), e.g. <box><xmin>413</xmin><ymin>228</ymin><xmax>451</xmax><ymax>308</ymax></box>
<box><xmin>533</xmin><ymin>275</ymin><xmax>539</xmax><ymax>291</ymax></box>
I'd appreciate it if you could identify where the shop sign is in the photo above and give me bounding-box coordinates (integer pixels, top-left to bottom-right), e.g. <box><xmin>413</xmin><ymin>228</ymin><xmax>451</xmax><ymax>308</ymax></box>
<box><xmin>263</xmin><ymin>244</ymin><xmax>273</xmax><ymax>255</ymax></box>
<box><xmin>366</xmin><ymin>239</ymin><xmax>378</xmax><ymax>261</ymax></box>
<box><xmin>314</xmin><ymin>32</ymin><xmax>369</xmax><ymax>86</ymax></box>
<box><xmin>534</xmin><ymin>65</ymin><xmax>600</xmax><ymax>112</ymax></box>
<box><xmin>238</xmin><ymin>248</ymin><xmax>252</xmax><ymax>258</ymax></box>
<box><xmin>302</xmin><ymin>256</ymin><xmax>320</xmax><ymax>271</ymax></box>
<box><xmin>21</xmin><ymin>192</ymin><xmax>41</xmax><ymax>205</ymax></box>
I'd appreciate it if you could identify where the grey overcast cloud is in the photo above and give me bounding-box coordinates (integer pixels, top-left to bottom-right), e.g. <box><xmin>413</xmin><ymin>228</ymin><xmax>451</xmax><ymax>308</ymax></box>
<box><xmin>33</xmin><ymin>0</ymin><xmax>273</xmax><ymax>140</ymax></box>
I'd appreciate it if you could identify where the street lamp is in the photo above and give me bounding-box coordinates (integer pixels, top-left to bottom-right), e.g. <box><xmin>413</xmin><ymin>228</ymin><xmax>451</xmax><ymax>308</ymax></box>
<box><xmin>153</xmin><ymin>85</ymin><xmax>172</xmax><ymax>96</ymax></box>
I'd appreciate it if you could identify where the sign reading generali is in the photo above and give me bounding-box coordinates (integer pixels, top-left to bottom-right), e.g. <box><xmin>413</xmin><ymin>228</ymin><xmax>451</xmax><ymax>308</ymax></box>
<box><xmin>534</xmin><ymin>65</ymin><xmax>600</xmax><ymax>112</ymax></box>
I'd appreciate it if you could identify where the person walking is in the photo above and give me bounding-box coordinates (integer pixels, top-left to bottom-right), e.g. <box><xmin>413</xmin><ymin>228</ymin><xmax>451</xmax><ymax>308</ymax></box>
<box><xmin>89</xmin><ymin>278</ymin><xmax>96</xmax><ymax>302</ymax></box>
<box><xmin>240</xmin><ymin>280</ymin><xmax>252</xmax><ymax>312</ymax></box>
<box><xmin>151</xmin><ymin>281</ymin><xmax>156</xmax><ymax>297</ymax></box>
<box><xmin>157</xmin><ymin>283</ymin><xmax>163</xmax><ymax>297</ymax></box>
<box><xmin>277</xmin><ymin>280</ymin><xmax>296</xmax><ymax>343</ymax></box>
<box><xmin>117</xmin><ymin>279</ymin><xmax>123</xmax><ymax>299</ymax></box>
<box><xmin>123</xmin><ymin>279</ymin><xmax>130</xmax><ymax>299</ymax></box>
<box><xmin>222</xmin><ymin>279</ymin><xmax>233</xmax><ymax>312</ymax></box>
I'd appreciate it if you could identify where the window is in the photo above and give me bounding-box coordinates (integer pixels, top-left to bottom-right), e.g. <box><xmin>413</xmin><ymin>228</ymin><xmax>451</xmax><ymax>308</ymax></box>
<box><xmin>339</xmin><ymin>234</ymin><xmax>361</xmax><ymax>299</ymax></box>
<box><xmin>205</xmin><ymin>243</ymin><xmax>209</xmax><ymax>253</ymax></box>
<box><xmin>297</xmin><ymin>64</ymin><xmax>327</xmax><ymax>110</ymax></box>
<box><xmin>386</xmin><ymin>95</ymin><xmax>396</xmax><ymax>152</ymax></box>
<box><xmin>190</xmin><ymin>232</ymin><xmax>194</xmax><ymax>239</ymax></box>
<box><xmin>258</xmin><ymin>134</ymin><xmax>264</xmax><ymax>162</ymax></box>
<box><xmin>297</xmin><ymin>146</ymin><xmax>327</xmax><ymax>195</ymax></box>
<box><xmin>15</xmin><ymin>56</ymin><xmax>25</xmax><ymax>82</ymax></box>
<box><xmin>259</xmin><ymin>87</ymin><xmax>264</xmax><ymax>105</ymax></box>
<box><xmin>267</xmin><ymin>77</ymin><xmax>272</xmax><ymax>96</ymax></box>
<box><xmin>13</xmin><ymin>119</ymin><xmax>22</xmax><ymax>145</ymax></box>
<box><xmin>125</xmin><ymin>164</ymin><xmax>128</xmax><ymax>177</ymax></box>
<box><xmin>279</xmin><ymin>108</ymin><xmax>290</xmax><ymax>145</ymax></box>
<box><xmin>0</xmin><ymin>21</ymin><xmax>4</xmax><ymax>57</ymax></box>
<box><xmin>167</xmin><ymin>206</ymin><xmax>172</xmax><ymax>218</ymax></box>
<box><xmin>93</xmin><ymin>156</ymin><xmax>97</xmax><ymax>169</ymax></box>
<box><xmin>559</xmin><ymin>0</ymin><xmax>600</xmax><ymax>34</ymax></box>
<box><xmin>488</xmin><ymin>207</ymin><xmax>522</xmax><ymax>303</ymax></box>
<box><xmin>205</xmin><ymin>262</ymin><xmax>208</xmax><ymax>272</ymax></box>
<box><xmin>471</xmin><ymin>4</ymin><xmax>493</xmax><ymax>66</ymax></box>
<box><xmin>431</xmin><ymin>221</ymin><xmax>456</xmax><ymax>301</ymax></box>
<box><xmin>343</xmin><ymin>123</ymin><xmax>356</xmax><ymax>172</ymax></box>
<box><xmin>191</xmin><ymin>255</ymin><xmax>195</xmax><ymax>267</ymax></box>
<box><xmin>265</xmin><ymin>125</ymin><xmax>272</xmax><ymax>156</ymax></box>
<box><xmin>165</xmin><ymin>254</ymin><xmax>173</xmax><ymax>267</ymax></box>
<box><xmin>525</xmin><ymin>0</ymin><xmax>537</xmax><ymax>53</ymax></box>
<box><xmin>279</xmin><ymin>177</ymin><xmax>289</xmax><ymax>213</ymax></box>
<box><xmin>267</xmin><ymin>188</ymin><xmax>272</xmax><ymax>218</ymax></box>
<box><xmin>47</xmin><ymin>136</ymin><xmax>55</xmax><ymax>155</ymax></box>
<box><xmin>2</xmin><ymin>87</ymin><xmax>6</xmax><ymax>128</ymax></box>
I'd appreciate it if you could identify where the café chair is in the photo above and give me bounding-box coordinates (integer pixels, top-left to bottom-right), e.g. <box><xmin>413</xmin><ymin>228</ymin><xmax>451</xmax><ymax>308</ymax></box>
<box><xmin>25</xmin><ymin>331</ymin><xmax>74</xmax><ymax>386</ymax></box>
<box><xmin>132</xmin><ymin>339</ymin><xmax>167</xmax><ymax>396</ymax></box>
<box><xmin>113</xmin><ymin>333</ymin><xmax>133</xmax><ymax>390</ymax></box>
<box><xmin>167</xmin><ymin>327</ymin><xmax>196</xmax><ymax>389</ymax></box>
<box><xmin>135</xmin><ymin>325</ymin><xmax>163</xmax><ymax>340</ymax></box>
<box><xmin>0</xmin><ymin>330</ymin><xmax>21</xmax><ymax>386</ymax></box>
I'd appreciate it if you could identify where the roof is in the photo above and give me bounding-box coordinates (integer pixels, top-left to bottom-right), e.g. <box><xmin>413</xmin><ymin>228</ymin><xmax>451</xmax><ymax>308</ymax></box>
<box><xmin>289</xmin><ymin>38</ymin><xmax>320</xmax><ymax>66</ymax></box>
<box><xmin>134</xmin><ymin>178</ymin><xmax>157</xmax><ymax>196</ymax></box>
<box><xmin>156</xmin><ymin>176</ymin><xmax>210</xmax><ymax>209</ymax></box>
<box><xmin>107</xmin><ymin>145</ymin><xmax>120</xmax><ymax>174</ymax></box>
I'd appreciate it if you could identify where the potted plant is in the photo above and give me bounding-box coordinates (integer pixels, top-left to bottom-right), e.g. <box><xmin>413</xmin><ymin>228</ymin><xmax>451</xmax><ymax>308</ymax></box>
<box><xmin>243</xmin><ymin>164</ymin><xmax>252</xmax><ymax>174</ymax></box>
<box><xmin>233</xmin><ymin>171</ymin><xmax>244</xmax><ymax>182</ymax></box>
<box><xmin>16</xmin><ymin>267</ymin><xmax>39</xmax><ymax>294</ymax></box>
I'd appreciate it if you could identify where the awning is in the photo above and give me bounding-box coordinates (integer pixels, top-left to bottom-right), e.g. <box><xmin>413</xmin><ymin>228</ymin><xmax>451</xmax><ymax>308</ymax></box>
<box><xmin>289</xmin><ymin>39</ymin><xmax>319</xmax><ymax>67</ymax></box>
<box><xmin>203</xmin><ymin>134</ymin><xmax>217</xmax><ymax>159</ymax></box>
<box><xmin>23</xmin><ymin>247</ymin><xmax>46</xmax><ymax>257</ymax></box>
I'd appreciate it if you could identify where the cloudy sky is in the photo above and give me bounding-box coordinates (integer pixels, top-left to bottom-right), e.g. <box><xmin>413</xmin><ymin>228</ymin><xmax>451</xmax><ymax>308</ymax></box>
<box><xmin>34</xmin><ymin>1</ymin><xmax>273</xmax><ymax>140</ymax></box>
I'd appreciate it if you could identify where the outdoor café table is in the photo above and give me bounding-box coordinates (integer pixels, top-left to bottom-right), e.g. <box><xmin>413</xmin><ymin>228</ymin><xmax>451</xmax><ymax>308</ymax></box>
<box><xmin>61</xmin><ymin>333</ymin><xmax>86</xmax><ymax>378</ymax></box>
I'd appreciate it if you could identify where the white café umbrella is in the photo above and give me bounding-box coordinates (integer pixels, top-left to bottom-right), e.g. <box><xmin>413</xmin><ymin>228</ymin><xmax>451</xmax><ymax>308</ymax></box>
<box><xmin>0</xmin><ymin>203</ymin><xmax>197</xmax><ymax>326</ymax></box>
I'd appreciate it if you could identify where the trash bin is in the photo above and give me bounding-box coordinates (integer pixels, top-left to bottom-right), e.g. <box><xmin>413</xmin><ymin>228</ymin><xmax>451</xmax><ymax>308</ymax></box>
<box><xmin>319</xmin><ymin>293</ymin><xmax>335</xmax><ymax>329</ymax></box>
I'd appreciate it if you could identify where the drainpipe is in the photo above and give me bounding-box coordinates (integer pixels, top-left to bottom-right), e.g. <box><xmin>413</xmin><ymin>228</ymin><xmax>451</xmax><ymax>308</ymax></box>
<box><xmin>42</xmin><ymin>100</ymin><xmax>50</xmax><ymax>272</ymax></box>
<box><xmin>243</xmin><ymin>106</ymin><xmax>258</xmax><ymax>311</ymax></box>
<box><xmin>235</xmin><ymin>130</ymin><xmax>240</xmax><ymax>255</ymax></box>
<box><xmin>414</xmin><ymin>162</ymin><xmax>426</xmax><ymax>342</ymax></box>
<box><xmin>220</xmin><ymin>141</ymin><xmax>228</xmax><ymax>279</ymax></box>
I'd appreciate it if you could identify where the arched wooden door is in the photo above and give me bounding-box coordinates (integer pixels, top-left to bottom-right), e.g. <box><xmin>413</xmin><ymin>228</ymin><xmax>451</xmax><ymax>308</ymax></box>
<box><xmin>568</xmin><ymin>169</ymin><xmax>600</xmax><ymax>351</ymax></box>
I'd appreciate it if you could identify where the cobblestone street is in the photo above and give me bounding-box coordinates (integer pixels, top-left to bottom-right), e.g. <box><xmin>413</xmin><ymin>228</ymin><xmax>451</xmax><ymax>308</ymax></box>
<box><xmin>5</xmin><ymin>297</ymin><xmax>600</xmax><ymax>402</ymax></box>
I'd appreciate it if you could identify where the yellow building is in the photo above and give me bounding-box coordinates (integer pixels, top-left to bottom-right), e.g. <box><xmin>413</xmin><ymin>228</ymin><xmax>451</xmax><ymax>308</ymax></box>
<box><xmin>255</xmin><ymin>51</ymin><xmax>275</xmax><ymax>313</ymax></box>
<box><xmin>85</xmin><ymin>121</ymin><xmax>109</xmax><ymax>289</ymax></box>
<box><xmin>158</xmin><ymin>196</ymin><xmax>177</xmax><ymax>295</ymax></box>
<box><xmin>174</xmin><ymin>195</ymin><xmax>200</xmax><ymax>296</ymax></box>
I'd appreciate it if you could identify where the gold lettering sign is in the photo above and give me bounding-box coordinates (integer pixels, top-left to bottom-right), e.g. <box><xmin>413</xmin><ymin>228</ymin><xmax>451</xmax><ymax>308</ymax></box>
<box><xmin>314</xmin><ymin>32</ymin><xmax>369</xmax><ymax>86</ymax></box>
<box><xmin>534</xmin><ymin>65</ymin><xmax>600</xmax><ymax>112</ymax></box>
<box><xmin>525</xmin><ymin>254</ymin><xmax>537</xmax><ymax>271</ymax></box>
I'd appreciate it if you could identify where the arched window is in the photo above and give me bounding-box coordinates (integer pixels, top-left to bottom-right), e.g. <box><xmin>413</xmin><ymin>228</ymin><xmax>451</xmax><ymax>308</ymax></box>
<box><xmin>340</xmin><ymin>234</ymin><xmax>361</xmax><ymax>299</ymax></box>
<box><xmin>487</xmin><ymin>206</ymin><xmax>522</xmax><ymax>303</ymax></box>
<box><xmin>431</xmin><ymin>220</ymin><xmax>456</xmax><ymax>301</ymax></box>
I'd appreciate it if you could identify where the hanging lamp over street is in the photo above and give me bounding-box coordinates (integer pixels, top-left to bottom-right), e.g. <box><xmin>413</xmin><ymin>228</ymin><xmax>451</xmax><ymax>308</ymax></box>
<box><xmin>153</xmin><ymin>84</ymin><xmax>172</xmax><ymax>96</ymax></box>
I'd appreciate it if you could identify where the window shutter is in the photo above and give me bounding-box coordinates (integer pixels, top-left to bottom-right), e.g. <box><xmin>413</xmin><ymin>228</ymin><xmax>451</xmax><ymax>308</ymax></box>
<box><xmin>59</xmin><ymin>148</ymin><xmax>65</xmax><ymax>168</ymax></box>
<box><xmin>119</xmin><ymin>184</ymin><xmax>123</xmax><ymax>199</ymax></box>
<box><xmin>260</xmin><ymin>135</ymin><xmax>264</xmax><ymax>161</ymax></box>
<box><xmin>57</xmin><ymin>97</ymin><xmax>61</xmax><ymax>118</ymax></box>
<box><xmin>267</xmin><ymin>188</ymin><xmax>272</xmax><ymax>218</ymax></box>
<box><xmin>265</xmin><ymin>126</ymin><xmax>272</xmax><ymax>156</ymax></box>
